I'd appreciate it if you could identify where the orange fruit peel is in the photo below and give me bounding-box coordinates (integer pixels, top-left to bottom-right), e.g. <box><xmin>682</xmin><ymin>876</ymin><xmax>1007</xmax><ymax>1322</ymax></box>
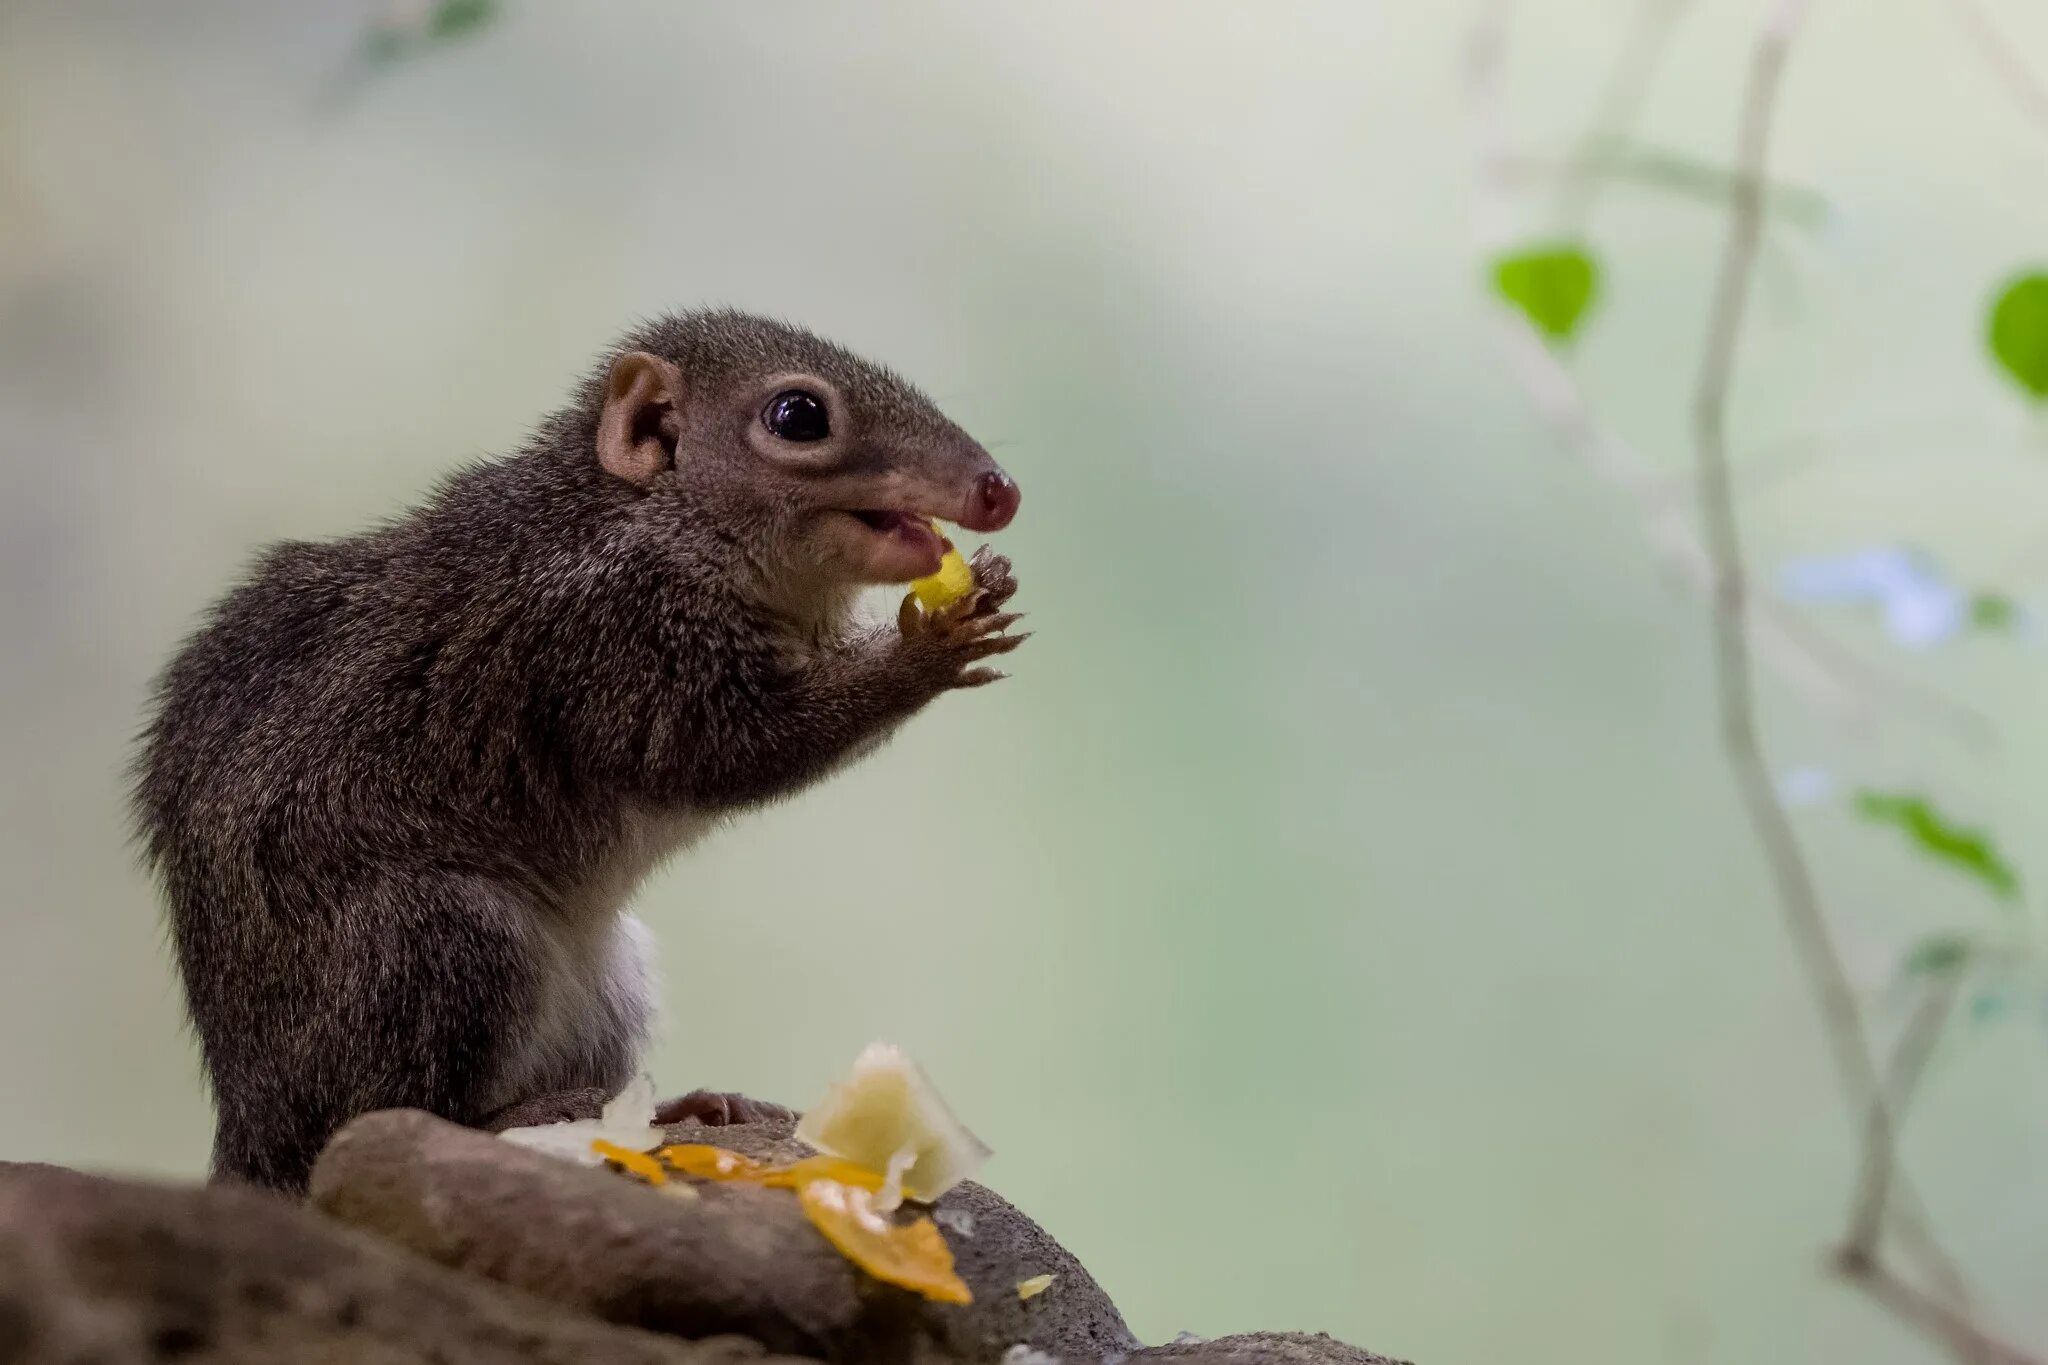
<box><xmin>619</xmin><ymin>1142</ymin><xmax>971</xmax><ymax>1304</ymax></box>
<box><xmin>657</xmin><ymin>1144</ymin><xmax>781</xmax><ymax>1183</ymax></box>
<box><xmin>764</xmin><ymin>1153</ymin><xmax>891</xmax><ymax>1193</ymax></box>
<box><xmin>798</xmin><ymin>1177</ymin><xmax>972</xmax><ymax>1305</ymax></box>
<box><xmin>591</xmin><ymin>1138</ymin><xmax>668</xmax><ymax>1185</ymax></box>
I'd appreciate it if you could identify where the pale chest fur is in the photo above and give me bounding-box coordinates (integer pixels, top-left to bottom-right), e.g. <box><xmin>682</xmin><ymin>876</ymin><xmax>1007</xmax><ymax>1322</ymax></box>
<box><xmin>483</xmin><ymin>807</ymin><xmax>716</xmax><ymax>1110</ymax></box>
<box><xmin>483</xmin><ymin>614</ymin><xmax>862</xmax><ymax>1111</ymax></box>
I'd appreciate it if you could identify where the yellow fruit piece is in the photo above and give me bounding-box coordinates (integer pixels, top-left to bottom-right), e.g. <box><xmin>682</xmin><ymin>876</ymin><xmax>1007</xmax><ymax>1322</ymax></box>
<box><xmin>798</xmin><ymin>1178</ymin><xmax>973</xmax><ymax>1305</ymax></box>
<box><xmin>619</xmin><ymin>1141</ymin><xmax>969</xmax><ymax>1303</ymax></box>
<box><xmin>1017</xmin><ymin>1274</ymin><xmax>1055</xmax><ymax>1301</ymax></box>
<box><xmin>657</xmin><ymin>1144</ymin><xmax>779</xmax><ymax>1183</ymax></box>
<box><xmin>795</xmin><ymin>1042</ymin><xmax>992</xmax><ymax>1203</ymax></box>
<box><xmin>763</xmin><ymin>1154</ymin><xmax>889</xmax><ymax>1193</ymax></box>
<box><xmin>910</xmin><ymin>530</ymin><xmax>975</xmax><ymax>613</ymax></box>
<box><xmin>654</xmin><ymin>1146</ymin><xmax>885</xmax><ymax>1193</ymax></box>
<box><xmin>591</xmin><ymin>1139</ymin><xmax>668</xmax><ymax>1185</ymax></box>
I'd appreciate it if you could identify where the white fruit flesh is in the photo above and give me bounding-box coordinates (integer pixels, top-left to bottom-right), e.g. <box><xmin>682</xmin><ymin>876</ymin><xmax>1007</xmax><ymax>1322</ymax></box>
<box><xmin>795</xmin><ymin>1042</ymin><xmax>991</xmax><ymax>1201</ymax></box>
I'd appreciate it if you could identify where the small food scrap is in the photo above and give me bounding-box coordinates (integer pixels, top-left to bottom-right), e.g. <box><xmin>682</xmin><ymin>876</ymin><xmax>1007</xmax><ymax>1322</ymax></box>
<box><xmin>646</xmin><ymin>1143</ymin><xmax>969</xmax><ymax>1304</ymax></box>
<box><xmin>1001</xmin><ymin>1347</ymin><xmax>1061</xmax><ymax>1365</ymax></box>
<box><xmin>798</xmin><ymin>1178</ymin><xmax>972</xmax><ymax>1305</ymax></box>
<box><xmin>591</xmin><ymin>1138</ymin><xmax>667</xmax><ymax>1185</ymax></box>
<box><xmin>771</xmin><ymin>1153</ymin><xmax>891</xmax><ymax>1195</ymax></box>
<box><xmin>871</xmin><ymin>1146</ymin><xmax>916</xmax><ymax>1213</ymax></box>
<box><xmin>794</xmin><ymin>1042</ymin><xmax>991</xmax><ymax>1202</ymax></box>
<box><xmin>910</xmin><ymin>526</ymin><xmax>975</xmax><ymax>612</ymax></box>
<box><xmin>932</xmin><ymin>1206</ymin><xmax>976</xmax><ymax>1238</ymax></box>
<box><xmin>658</xmin><ymin>1144</ymin><xmax>781</xmax><ymax>1184</ymax></box>
<box><xmin>497</xmin><ymin>1073</ymin><xmax>665</xmax><ymax>1164</ymax></box>
<box><xmin>657</xmin><ymin>1146</ymin><xmax>887</xmax><ymax>1192</ymax></box>
<box><xmin>1016</xmin><ymin>1273</ymin><xmax>1055</xmax><ymax>1301</ymax></box>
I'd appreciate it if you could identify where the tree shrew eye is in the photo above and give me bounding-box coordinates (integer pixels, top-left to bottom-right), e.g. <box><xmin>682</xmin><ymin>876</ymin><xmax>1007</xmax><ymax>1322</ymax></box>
<box><xmin>763</xmin><ymin>390</ymin><xmax>830</xmax><ymax>442</ymax></box>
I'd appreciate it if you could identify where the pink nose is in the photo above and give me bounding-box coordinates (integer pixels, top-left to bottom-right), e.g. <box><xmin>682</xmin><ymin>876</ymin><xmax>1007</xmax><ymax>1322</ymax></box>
<box><xmin>962</xmin><ymin>470</ymin><xmax>1020</xmax><ymax>533</ymax></box>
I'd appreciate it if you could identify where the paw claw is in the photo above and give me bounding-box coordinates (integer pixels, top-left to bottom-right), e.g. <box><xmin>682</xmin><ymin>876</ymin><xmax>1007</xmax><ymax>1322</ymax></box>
<box><xmin>960</xmin><ymin>611</ymin><xmax>1023</xmax><ymax>640</ymax></box>
<box><xmin>895</xmin><ymin>548</ymin><xmax>1026</xmax><ymax>691</ymax></box>
<box><xmin>962</xmin><ymin>632</ymin><xmax>1027</xmax><ymax>661</ymax></box>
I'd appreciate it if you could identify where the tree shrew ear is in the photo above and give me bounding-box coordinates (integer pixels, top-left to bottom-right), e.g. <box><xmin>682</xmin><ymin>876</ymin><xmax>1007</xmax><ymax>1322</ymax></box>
<box><xmin>597</xmin><ymin>351</ymin><xmax>685</xmax><ymax>486</ymax></box>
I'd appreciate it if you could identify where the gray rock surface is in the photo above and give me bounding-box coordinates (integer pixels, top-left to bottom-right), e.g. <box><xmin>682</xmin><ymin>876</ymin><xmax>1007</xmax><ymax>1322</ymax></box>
<box><xmin>1132</xmin><ymin>1331</ymin><xmax>1408</xmax><ymax>1365</ymax></box>
<box><xmin>0</xmin><ymin>1159</ymin><xmax>802</xmax><ymax>1365</ymax></box>
<box><xmin>309</xmin><ymin>1109</ymin><xmax>1139</xmax><ymax>1363</ymax></box>
<box><xmin>667</xmin><ymin>1120</ymin><xmax>1138</xmax><ymax>1365</ymax></box>
<box><xmin>0</xmin><ymin>1114</ymin><xmax>1403</xmax><ymax>1364</ymax></box>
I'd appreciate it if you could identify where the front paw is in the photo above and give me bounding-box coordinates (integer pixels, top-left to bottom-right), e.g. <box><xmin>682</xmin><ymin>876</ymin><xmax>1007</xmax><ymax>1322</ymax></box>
<box><xmin>655</xmin><ymin>1089</ymin><xmax>797</xmax><ymax>1127</ymax></box>
<box><xmin>963</xmin><ymin>545</ymin><xmax>1019</xmax><ymax>616</ymax></box>
<box><xmin>896</xmin><ymin>548</ymin><xmax>1028</xmax><ymax>690</ymax></box>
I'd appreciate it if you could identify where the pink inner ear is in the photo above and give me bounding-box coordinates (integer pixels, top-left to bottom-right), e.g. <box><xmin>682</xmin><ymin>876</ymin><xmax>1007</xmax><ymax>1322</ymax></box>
<box><xmin>598</xmin><ymin>356</ymin><xmax>680</xmax><ymax>486</ymax></box>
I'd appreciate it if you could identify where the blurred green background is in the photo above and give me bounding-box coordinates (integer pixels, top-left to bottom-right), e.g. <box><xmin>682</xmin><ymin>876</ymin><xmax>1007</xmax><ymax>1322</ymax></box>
<box><xmin>4</xmin><ymin>2</ymin><xmax>2047</xmax><ymax>1361</ymax></box>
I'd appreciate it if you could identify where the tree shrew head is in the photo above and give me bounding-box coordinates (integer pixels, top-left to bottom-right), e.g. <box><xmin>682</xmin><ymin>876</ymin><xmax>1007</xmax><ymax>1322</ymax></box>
<box><xmin>591</xmin><ymin>310</ymin><xmax>1018</xmax><ymax>588</ymax></box>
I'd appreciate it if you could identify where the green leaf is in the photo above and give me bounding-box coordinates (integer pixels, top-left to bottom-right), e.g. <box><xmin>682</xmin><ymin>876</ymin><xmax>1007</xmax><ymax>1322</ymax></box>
<box><xmin>1901</xmin><ymin>932</ymin><xmax>1973</xmax><ymax>978</ymax></box>
<box><xmin>1491</xmin><ymin>243</ymin><xmax>1600</xmax><ymax>344</ymax></box>
<box><xmin>1853</xmin><ymin>790</ymin><xmax>2020</xmax><ymax>901</ymax></box>
<box><xmin>429</xmin><ymin>0</ymin><xmax>499</xmax><ymax>39</ymax></box>
<box><xmin>361</xmin><ymin>27</ymin><xmax>407</xmax><ymax>64</ymax></box>
<box><xmin>428</xmin><ymin>0</ymin><xmax>499</xmax><ymax>38</ymax></box>
<box><xmin>359</xmin><ymin>0</ymin><xmax>495</xmax><ymax>68</ymax></box>
<box><xmin>1971</xmin><ymin>590</ymin><xmax>2019</xmax><ymax>631</ymax></box>
<box><xmin>1987</xmin><ymin>271</ymin><xmax>2048</xmax><ymax>401</ymax></box>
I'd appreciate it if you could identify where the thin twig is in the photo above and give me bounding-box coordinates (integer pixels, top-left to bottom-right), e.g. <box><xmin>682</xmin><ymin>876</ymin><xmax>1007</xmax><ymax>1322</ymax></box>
<box><xmin>1503</xmin><ymin>136</ymin><xmax>1838</xmax><ymax>231</ymax></box>
<box><xmin>1765</xmin><ymin>614</ymin><xmax>1991</xmax><ymax>754</ymax></box>
<box><xmin>1721</xmin><ymin>407</ymin><xmax>2016</xmax><ymax>501</ymax></box>
<box><xmin>1556</xmin><ymin>0</ymin><xmax>1695</xmax><ymax>231</ymax></box>
<box><xmin>1691</xmin><ymin>0</ymin><xmax>1879</xmax><ymax>1138</ymax></box>
<box><xmin>1689</xmin><ymin>7</ymin><xmax>2038</xmax><ymax>1361</ymax></box>
<box><xmin>1889</xmin><ymin>1178</ymin><xmax>1977</xmax><ymax>1319</ymax></box>
<box><xmin>1943</xmin><ymin>0</ymin><xmax>2048</xmax><ymax>133</ymax></box>
<box><xmin>1870</xmin><ymin>974</ymin><xmax>1977</xmax><ymax>1313</ymax></box>
<box><xmin>1837</xmin><ymin>1255</ymin><xmax>2041</xmax><ymax>1365</ymax></box>
<box><xmin>1844</xmin><ymin>978</ymin><xmax>1957</xmax><ymax>1263</ymax></box>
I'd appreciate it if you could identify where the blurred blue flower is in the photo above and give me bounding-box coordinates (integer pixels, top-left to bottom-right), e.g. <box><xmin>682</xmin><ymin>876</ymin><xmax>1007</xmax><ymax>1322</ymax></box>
<box><xmin>1968</xmin><ymin>988</ymin><xmax>2008</xmax><ymax>1023</ymax></box>
<box><xmin>1778</xmin><ymin>546</ymin><xmax>1967</xmax><ymax>649</ymax></box>
<box><xmin>1776</xmin><ymin>767</ymin><xmax>1835</xmax><ymax>807</ymax></box>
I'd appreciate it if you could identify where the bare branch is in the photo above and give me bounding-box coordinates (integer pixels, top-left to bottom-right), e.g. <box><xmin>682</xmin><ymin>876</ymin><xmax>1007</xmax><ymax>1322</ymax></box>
<box><xmin>1844</xmin><ymin>979</ymin><xmax>1957</xmax><ymax>1264</ymax></box>
<box><xmin>1943</xmin><ymin>0</ymin><xmax>2048</xmax><ymax>133</ymax></box>
<box><xmin>1689</xmin><ymin>6</ymin><xmax>2038</xmax><ymax>1360</ymax></box>
<box><xmin>1556</xmin><ymin>0</ymin><xmax>1695</xmax><ymax>231</ymax></box>
<box><xmin>1837</xmin><ymin>1253</ymin><xmax>2041</xmax><ymax>1365</ymax></box>
<box><xmin>1503</xmin><ymin>140</ymin><xmax>1832</xmax><ymax>230</ymax></box>
<box><xmin>1690</xmin><ymin>0</ymin><xmax>1878</xmax><ymax>1143</ymax></box>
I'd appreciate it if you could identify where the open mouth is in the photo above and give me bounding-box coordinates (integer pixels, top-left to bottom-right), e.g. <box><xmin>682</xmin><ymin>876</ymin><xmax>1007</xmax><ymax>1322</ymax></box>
<box><xmin>845</xmin><ymin>509</ymin><xmax>948</xmax><ymax>575</ymax></box>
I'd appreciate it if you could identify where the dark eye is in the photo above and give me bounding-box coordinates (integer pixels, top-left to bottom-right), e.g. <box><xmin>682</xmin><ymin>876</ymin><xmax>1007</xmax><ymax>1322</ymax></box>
<box><xmin>763</xmin><ymin>390</ymin><xmax>830</xmax><ymax>442</ymax></box>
